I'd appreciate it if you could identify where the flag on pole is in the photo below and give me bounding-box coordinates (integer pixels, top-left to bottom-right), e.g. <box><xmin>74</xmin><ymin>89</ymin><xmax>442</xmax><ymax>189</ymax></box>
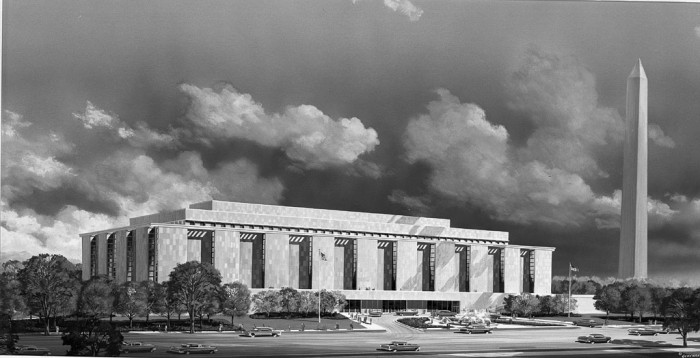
<box><xmin>569</xmin><ymin>263</ymin><xmax>579</xmax><ymax>272</ymax></box>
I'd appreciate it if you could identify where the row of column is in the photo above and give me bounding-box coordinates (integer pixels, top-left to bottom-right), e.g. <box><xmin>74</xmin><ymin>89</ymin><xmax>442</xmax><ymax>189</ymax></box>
<box><xmin>83</xmin><ymin>227</ymin><xmax>552</xmax><ymax>295</ymax></box>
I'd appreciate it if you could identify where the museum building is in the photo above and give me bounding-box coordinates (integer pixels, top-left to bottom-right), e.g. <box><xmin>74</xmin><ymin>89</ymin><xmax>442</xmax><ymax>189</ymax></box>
<box><xmin>81</xmin><ymin>200</ymin><xmax>554</xmax><ymax>312</ymax></box>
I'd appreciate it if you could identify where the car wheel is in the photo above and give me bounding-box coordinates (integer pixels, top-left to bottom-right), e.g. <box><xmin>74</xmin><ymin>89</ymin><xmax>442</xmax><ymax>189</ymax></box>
<box><xmin>591</xmin><ymin>341</ymin><xmax>595</xmax><ymax>344</ymax></box>
<box><xmin>391</xmin><ymin>349</ymin><xmax>397</xmax><ymax>352</ymax></box>
<box><xmin>415</xmin><ymin>348</ymin><xmax>420</xmax><ymax>351</ymax></box>
<box><xmin>124</xmin><ymin>350</ymin><xmax>129</xmax><ymax>354</ymax></box>
<box><xmin>250</xmin><ymin>333</ymin><xmax>255</xmax><ymax>337</ymax></box>
<box><xmin>185</xmin><ymin>352</ymin><xmax>190</xmax><ymax>355</ymax></box>
<box><xmin>607</xmin><ymin>339</ymin><xmax>611</xmax><ymax>343</ymax></box>
<box><xmin>654</xmin><ymin>333</ymin><xmax>658</xmax><ymax>336</ymax></box>
<box><xmin>209</xmin><ymin>351</ymin><xmax>214</xmax><ymax>354</ymax></box>
<box><xmin>151</xmin><ymin>348</ymin><xmax>156</xmax><ymax>352</ymax></box>
<box><xmin>468</xmin><ymin>331</ymin><xmax>472</xmax><ymax>334</ymax></box>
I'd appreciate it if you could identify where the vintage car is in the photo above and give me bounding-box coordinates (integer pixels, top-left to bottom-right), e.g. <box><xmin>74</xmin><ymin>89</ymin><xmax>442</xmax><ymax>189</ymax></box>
<box><xmin>627</xmin><ymin>328</ymin><xmax>660</xmax><ymax>336</ymax></box>
<box><xmin>395</xmin><ymin>310</ymin><xmax>418</xmax><ymax>316</ymax></box>
<box><xmin>377</xmin><ymin>341</ymin><xmax>421</xmax><ymax>352</ymax></box>
<box><xmin>459</xmin><ymin>324</ymin><xmax>493</xmax><ymax>334</ymax></box>
<box><xmin>243</xmin><ymin>327</ymin><xmax>282</xmax><ymax>337</ymax></box>
<box><xmin>573</xmin><ymin>319</ymin><xmax>604</xmax><ymax>327</ymax></box>
<box><xmin>121</xmin><ymin>341</ymin><xmax>157</xmax><ymax>353</ymax></box>
<box><xmin>14</xmin><ymin>345</ymin><xmax>52</xmax><ymax>356</ymax></box>
<box><xmin>167</xmin><ymin>343</ymin><xmax>217</xmax><ymax>354</ymax></box>
<box><xmin>368</xmin><ymin>310</ymin><xmax>383</xmax><ymax>317</ymax></box>
<box><xmin>432</xmin><ymin>310</ymin><xmax>457</xmax><ymax>318</ymax></box>
<box><xmin>577</xmin><ymin>333</ymin><xmax>612</xmax><ymax>344</ymax></box>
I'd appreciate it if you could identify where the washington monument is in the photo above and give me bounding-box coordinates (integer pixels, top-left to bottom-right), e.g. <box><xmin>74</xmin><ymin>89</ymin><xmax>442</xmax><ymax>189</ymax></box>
<box><xmin>619</xmin><ymin>59</ymin><xmax>648</xmax><ymax>279</ymax></box>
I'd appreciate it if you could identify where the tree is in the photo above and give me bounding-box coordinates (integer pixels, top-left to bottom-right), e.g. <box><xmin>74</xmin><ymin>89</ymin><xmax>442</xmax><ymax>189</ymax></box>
<box><xmin>78</xmin><ymin>276</ymin><xmax>116</xmax><ymax>320</ymax></box>
<box><xmin>661</xmin><ymin>287</ymin><xmax>700</xmax><ymax>347</ymax></box>
<box><xmin>167</xmin><ymin>261</ymin><xmax>222</xmax><ymax>333</ymax></box>
<box><xmin>297</xmin><ymin>291</ymin><xmax>315</xmax><ymax>315</ymax></box>
<box><xmin>317</xmin><ymin>290</ymin><xmax>346</xmax><ymax>314</ymax></box>
<box><xmin>623</xmin><ymin>283</ymin><xmax>652</xmax><ymax>323</ymax></box>
<box><xmin>502</xmin><ymin>295</ymin><xmax>519</xmax><ymax>316</ymax></box>
<box><xmin>539</xmin><ymin>295</ymin><xmax>554</xmax><ymax>316</ymax></box>
<box><xmin>0</xmin><ymin>269</ymin><xmax>27</xmax><ymax>332</ymax></box>
<box><xmin>279</xmin><ymin>287</ymin><xmax>300</xmax><ymax>315</ymax></box>
<box><xmin>18</xmin><ymin>254</ymin><xmax>81</xmax><ymax>335</ymax></box>
<box><xmin>551</xmin><ymin>294</ymin><xmax>577</xmax><ymax>315</ymax></box>
<box><xmin>222</xmin><ymin>282</ymin><xmax>251</xmax><ymax>325</ymax></box>
<box><xmin>252</xmin><ymin>290</ymin><xmax>279</xmax><ymax>317</ymax></box>
<box><xmin>516</xmin><ymin>294</ymin><xmax>540</xmax><ymax>318</ymax></box>
<box><xmin>62</xmin><ymin>319</ymin><xmax>123</xmax><ymax>357</ymax></box>
<box><xmin>649</xmin><ymin>285</ymin><xmax>669</xmax><ymax>321</ymax></box>
<box><xmin>140</xmin><ymin>281</ymin><xmax>164</xmax><ymax>323</ymax></box>
<box><xmin>114</xmin><ymin>282</ymin><xmax>147</xmax><ymax>329</ymax></box>
<box><xmin>594</xmin><ymin>283</ymin><xmax>624</xmax><ymax>325</ymax></box>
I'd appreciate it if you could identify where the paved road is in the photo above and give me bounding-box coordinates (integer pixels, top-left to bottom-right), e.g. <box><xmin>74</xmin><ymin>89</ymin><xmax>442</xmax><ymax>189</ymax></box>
<box><xmin>12</xmin><ymin>321</ymin><xmax>700</xmax><ymax>357</ymax></box>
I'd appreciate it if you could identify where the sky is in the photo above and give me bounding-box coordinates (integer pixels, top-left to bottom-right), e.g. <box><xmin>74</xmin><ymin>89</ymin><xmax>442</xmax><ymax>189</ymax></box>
<box><xmin>2</xmin><ymin>0</ymin><xmax>700</xmax><ymax>283</ymax></box>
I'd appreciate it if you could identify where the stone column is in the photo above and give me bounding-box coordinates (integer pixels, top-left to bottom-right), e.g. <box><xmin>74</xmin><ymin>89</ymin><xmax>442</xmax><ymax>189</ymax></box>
<box><xmin>96</xmin><ymin>233</ymin><xmax>108</xmax><ymax>276</ymax></box>
<box><xmin>156</xmin><ymin>227</ymin><xmax>187</xmax><ymax>283</ymax></box>
<box><xmin>534</xmin><ymin>250</ymin><xmax>553</xmax><ymax>295</ymax></box>
<box><xmin>396</xmin><ymin>240</ymin><xmax>419</xmax><ymax>291</ymax></box>
<box><xmin>469</xmin><ymin>245</ymin><xmax>490</xmax><ymax>292</ymax></box>
<box><xmin>134</xmin><ymin>227</ymin><xmax>150</xmax><ymax>282</ymax></box>
<box><xmin>435</xmin><ymin>242</ymin><xmax>457</xmax><ymax>292</ymax></box>
<box><xmin>214</xmin><ymin>230</ymin><xmax>240</xmax><ymax>284</ymax></box>
<box><xmin>81</xmin><ymin>235</ymin><xmax>91</xmax><ymax>280</ymax></box>
<box><xmin>356</xmin><ymin>238</ymin><xmax>378</xmax><ymax>290</ymax></box>
<box><xmin>312</xmin><ymin>235</ymin><xmax>335</xmax><ymax>289</ymax></box>
<box><xmin>265</xmin><ymin>233</ymin><xmax>290</xmax><ymax>288</ymax></box>
<box><xmin>503</xmin><ymin>247</ymin><xmax>522</xmax><ymax>294</ymax></box>
<box><xmin>114</xmin><ymin>230</ymin><xmax>128</xmax><ymax>284</ymax></box>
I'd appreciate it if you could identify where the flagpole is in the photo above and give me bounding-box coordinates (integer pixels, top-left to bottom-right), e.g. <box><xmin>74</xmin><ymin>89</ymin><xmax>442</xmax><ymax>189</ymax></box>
<box><xmin>567</xmin><ymin>263</ymin><xmax>572</xmax><ymax>318</ymax></box>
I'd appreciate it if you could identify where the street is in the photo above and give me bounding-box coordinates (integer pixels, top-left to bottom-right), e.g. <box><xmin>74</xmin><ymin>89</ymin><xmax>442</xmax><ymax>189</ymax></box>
<box><xmin>12</xmin><ymin>321</ymin><xmax>700</xmax><ymax>357</ymax></box>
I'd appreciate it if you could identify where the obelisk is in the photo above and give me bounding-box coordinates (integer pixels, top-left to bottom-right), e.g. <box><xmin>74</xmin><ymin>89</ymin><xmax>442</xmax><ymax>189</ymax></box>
<box><xmin>619</xmin><ymin>59</ymin><xmax>648</xmax><ymax>279</ymax></box>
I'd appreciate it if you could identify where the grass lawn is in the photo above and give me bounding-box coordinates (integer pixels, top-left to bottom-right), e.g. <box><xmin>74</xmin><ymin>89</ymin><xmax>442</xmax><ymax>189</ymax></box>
<box><xmin>530</xmin><ymin>314</ymin><xmax>662</xmax><ymax>326</ymax></box>
<box><xmin>103</xmin><ymin>314</ymin><xmax>364</xmax><ymax>332</ymax></box>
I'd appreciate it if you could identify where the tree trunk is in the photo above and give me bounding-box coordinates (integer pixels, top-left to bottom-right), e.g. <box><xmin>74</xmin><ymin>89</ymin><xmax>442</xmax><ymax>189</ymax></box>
<box><xmin>44</xmin><ymin>317</ymin><xmax>50</xmax><ymax>336</ymax></box>
<box><xmin>231</xmin><ymin>315</ymin><xmax>235</xmax><ymax>328</ymax></box>
<box><xmin>167</xmin><ymin>312</ymin><xmax>171</xmax><ymax>329</ymax></box>
<box><xmin>146</xmin><ymin>311</ymin><xmax>150</xmax><ymax>323</ymax></box>
<box><xmin>604</xmin><ymin>311</ymin><xmax>609</xmax><ymax>325</ymax></box>
<box><xmin>189</xmin><ymin>309</ymin><xmax>195</xmax><ymax>334</ymax></box>
<box><xmin>130</xmin><ymin>316</ymin><xmax>133</xmax><ymax>329</ymax></box>
<box><xmin>682</xmin><ymin>332</ymin><xmax>688</xmax><ymax>347</ymax></box>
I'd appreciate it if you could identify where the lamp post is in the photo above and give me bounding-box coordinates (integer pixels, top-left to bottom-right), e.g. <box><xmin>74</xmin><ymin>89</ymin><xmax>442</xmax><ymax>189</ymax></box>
<box><xmin>567</xmin><ymin>263</ymin><xmax>572</xmax><ymax>317</ymax></box>
<box><xmin>567</xmin><ymin>263</ymin><xmax>578</xmax><ymax>317</ymax></box>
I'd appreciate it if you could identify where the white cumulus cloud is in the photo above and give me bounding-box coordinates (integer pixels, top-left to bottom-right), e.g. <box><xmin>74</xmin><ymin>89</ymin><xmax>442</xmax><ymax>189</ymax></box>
<box><xmin>352</xmin><ymin>0</ymin><xmax>424</xmax><ymax>21</ymax></box>
<box><xmin>648</xmin><ymin>124</ymin><xmax>675</xmax><ymax>148</ymax></box>
<box><xmin>179</xmin><ymin>84</ymin><xmax>379</xmax><ymax>169</ymax></box>
<box><xmin>72</xmin><ymin>101</ymin><xmax>175</xmax><ymax>148</ymax></box>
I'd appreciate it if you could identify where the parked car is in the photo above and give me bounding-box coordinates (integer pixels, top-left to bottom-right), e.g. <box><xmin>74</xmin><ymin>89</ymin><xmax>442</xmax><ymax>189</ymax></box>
<box><xmin>167</xmin><ymin>343</ymin><xmax>217</xmax><ymax>354</ymax></box>
<box><xmin>243</xmin><ymin>327</ymin><xmax>282</xmax><ymax>337</ymax></box>
<box><xmin>573</xmin><ymin>319</ymin><xmax>604</xmax><ymax>327</ymax></box>
<box><xmin>459</xmin><ymin>324</ymin><xmax>493</xmax><ymax>334</ymax></box>
<box><xmin>14</xmin><ymin>345</ymin><xmax>52</xmax><ymax>356</ymax></box>
<box><xmin>577</xmin><ymin>334</ymin><xmax>611</xmax><ymax>344</ymax></box>
<box><xmin>627</xmin><ymin>328</ymin><xmax>659</xmax><ymax>336</ymax></box>
<box><xmin>368</xmin><ymin>310</ymin><xmax>383</xmax><ymax>317</ymax></box>
<box><xmin>121</xmin><ymin>341</ymin><xmax>157</xmax><ymax>353</ymax></box>
<box><xmin>377</xmin><ymin>341</ymin><xmax>420</xmax><ymax>352</ymax></box>
<box><xmin>395</xmin><ymin>310</ymin><xmax>418</xmax><ymax>316</ymax></box>
<box><xmin>432</xmin><ymin>310</ymin><xmax>457</xmax><ymax>317</ymax></box>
